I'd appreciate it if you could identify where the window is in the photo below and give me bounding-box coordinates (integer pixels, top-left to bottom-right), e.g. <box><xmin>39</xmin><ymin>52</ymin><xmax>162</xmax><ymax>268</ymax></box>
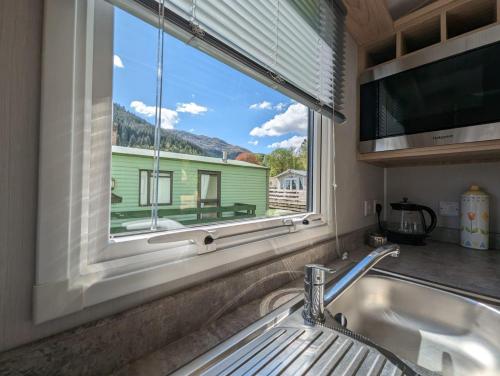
<box><xmin>110</xmin><ymin>6</ymin><xmax>312</xmax><ymax>236</ymax></box>
<box><xmin>139</xmin><ymin>170</ymin><xmax>172</xmax><ymax>206</ymax></box>
<box><xmin>284</xmin><ymin>178</ymin><xmax>298</xmax><ymax>190</ymax></box>
<box><xmin>35</xmin><ymin>0</ymin><xmax>344</xmax><ymax>323</ymax></box>
<box><xmin>198</xmin><ymin>171</ymin><xmax>221</xmax><ymax>220</ymax></box>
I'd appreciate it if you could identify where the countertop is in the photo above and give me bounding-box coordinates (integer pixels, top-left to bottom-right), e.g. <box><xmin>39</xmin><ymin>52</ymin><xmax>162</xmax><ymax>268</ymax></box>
<box><xmin>351</xmin><ymin>240</ymin><xmax>500</xmax><ymax>303</ymax></box>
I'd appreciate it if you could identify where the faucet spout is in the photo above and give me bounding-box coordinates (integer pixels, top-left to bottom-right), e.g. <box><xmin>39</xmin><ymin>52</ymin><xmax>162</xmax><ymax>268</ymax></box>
<box><xmin>303</xmin><ymin>244</ymin><xmax>400</xmax><ymax>324</ymax></box>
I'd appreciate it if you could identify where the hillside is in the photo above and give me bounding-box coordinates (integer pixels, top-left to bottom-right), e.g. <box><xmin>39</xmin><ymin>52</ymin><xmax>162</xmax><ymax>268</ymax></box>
<box><xmin>113</xmin><ymin>104</ymin><xmax>250</xmax><ymax>158</ymax></box>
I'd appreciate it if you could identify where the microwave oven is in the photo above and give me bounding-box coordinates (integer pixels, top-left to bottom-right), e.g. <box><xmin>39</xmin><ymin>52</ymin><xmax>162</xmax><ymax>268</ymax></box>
<box><xmin>359</xmin><ymin>29</ymin><xmax>500</xmax><ymax>153</ymax></box>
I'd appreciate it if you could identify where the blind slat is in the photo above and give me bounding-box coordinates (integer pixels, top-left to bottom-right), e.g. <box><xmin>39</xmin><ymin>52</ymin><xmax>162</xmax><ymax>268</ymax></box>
<box><xmin>131</xmin><ymin>0</ymin><xmax>346</xmax><ymax>122</ymax></box>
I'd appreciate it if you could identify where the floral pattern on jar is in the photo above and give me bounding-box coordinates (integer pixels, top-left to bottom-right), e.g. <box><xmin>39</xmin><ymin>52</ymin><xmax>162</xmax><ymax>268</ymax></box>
<box><xmin>460</xmin><ymin>185</ymin><xmax>489</xmax><ymax>250</ymax></box>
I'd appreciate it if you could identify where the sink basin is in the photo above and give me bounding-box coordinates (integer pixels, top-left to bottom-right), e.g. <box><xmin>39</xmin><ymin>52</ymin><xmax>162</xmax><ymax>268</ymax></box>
<box><xmin>326</xmin><ymin>274</ymin><xmax>500</xmax><ymax>376</ymax></box>
<box><xmin>172</xmin><ymin>271</ymin><xmax>500</xmax><ymax>376</ymax></box>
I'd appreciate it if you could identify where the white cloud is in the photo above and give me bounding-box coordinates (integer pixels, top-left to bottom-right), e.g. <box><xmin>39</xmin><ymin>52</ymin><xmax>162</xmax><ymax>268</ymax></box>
<box><xmin>250</xmin><ymin>103</ymin><xmax>308</xmax><ymax>137</ymax></box>
<box><xmin>113</xmin><ymin>54</ymin><xmax>124</xmax><ymax>68</ymax></box>
<box><xmin>248</xmin><ymin>140</ymin><xmax>259</xmax><ymax>146</ymax></box>
<box><xmin>274</xmin><ymin>103</ymin><xmax>286</xmax><ymax>111</ymax></box>
<box><xmin>188</xmin><ymin>128</ymin><xmax>196</xmax><ymax>133</ymax></box>
<box><xmin>130</xmin><ymin>101</ymin><xmax>179</xmax><ymax>129</ymax></box>
<box><xmin>267</xmin><ymin>135</ymin><xmax>306</xmax><ymax>151</ymax></box>
<box><xmin>249</xmin><ymin>101</ymin><xmax>272</xmax><ymax>110</ymax></box>
<box><xmin>176</xmin><ymin>102</ymin><xmax>208</xmax><ymax>115</ymax></box>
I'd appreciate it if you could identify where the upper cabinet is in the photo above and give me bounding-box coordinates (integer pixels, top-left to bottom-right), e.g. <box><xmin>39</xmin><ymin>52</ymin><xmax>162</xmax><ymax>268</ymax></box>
<box><xmin>351</xmin><ymin>0</ymin><xmax>500</xmax><ymax>69</ymax></box>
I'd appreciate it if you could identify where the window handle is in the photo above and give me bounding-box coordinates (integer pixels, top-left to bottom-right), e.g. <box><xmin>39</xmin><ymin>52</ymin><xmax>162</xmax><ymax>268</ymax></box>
<box><xmin>283</xmin><ymin>213</ymin><xmax>323</xmax><ymax>232</ymax></box>
<box><xmin>148</xmin><ymin>229</ymin><xmax>218</xmax><ymax>253</ymax></box>
<box><xmin>300</xmin><ymin>213</ymin><xmax>323</xmax><ymax>225</ymax></box>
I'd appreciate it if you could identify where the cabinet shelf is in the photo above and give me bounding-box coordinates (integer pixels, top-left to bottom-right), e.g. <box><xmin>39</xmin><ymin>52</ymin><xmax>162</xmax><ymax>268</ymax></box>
<box><xmin>400</xmin><ymin>15</ymin><xmax>441</xmax><ymax>55</ymax></box>
<box><xmin>363</xmin><ymin>35</ymin><xmax>397</xmax><ymax>69</ymax></box>
<box><xmin>358</xmin><ymin>140</ymin><xmax>500</xmax><ymax>167</ymax></box>
<box><xmin>359</xmin><ymin>0</ymin><xmax>500</xmax><ymax>72</ymax></box>
<box><xmin>447</xmin><ymin>0</ymin><xmax>497</xmax><ymax>39</ymax></box>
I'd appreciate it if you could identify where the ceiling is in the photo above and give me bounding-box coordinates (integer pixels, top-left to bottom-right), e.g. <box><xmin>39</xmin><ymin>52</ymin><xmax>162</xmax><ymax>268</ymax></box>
<box><xmin>342</xmin><ymin>0</ymin><xmax>440</xmax><ymax>46</ymax></box>
<box><xmin>386</xmin><ymin>0</ymin><xmax>439</xmax><ymax>20</ymax></box>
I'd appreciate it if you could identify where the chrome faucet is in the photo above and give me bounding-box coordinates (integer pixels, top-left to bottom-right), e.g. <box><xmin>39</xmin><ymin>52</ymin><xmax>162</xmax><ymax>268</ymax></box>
<box><xmin>303</xmin><ymin>244</ymin><xmax>400</xmax><ymax>323</ymax></box>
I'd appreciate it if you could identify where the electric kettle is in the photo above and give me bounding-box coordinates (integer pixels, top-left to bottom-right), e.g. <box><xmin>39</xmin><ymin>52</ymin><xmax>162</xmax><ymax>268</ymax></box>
<box><xmin>380</xmin><ymin>198</ymin><xmax>437</xmax><ymax>246</ymax></box>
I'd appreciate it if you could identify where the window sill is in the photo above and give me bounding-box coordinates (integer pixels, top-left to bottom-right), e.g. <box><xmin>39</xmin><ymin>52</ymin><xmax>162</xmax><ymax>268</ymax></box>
<box><xmin>33</xmin><ymin>223</ymin><xmax>333</xmax><ymax>323</ymax></box>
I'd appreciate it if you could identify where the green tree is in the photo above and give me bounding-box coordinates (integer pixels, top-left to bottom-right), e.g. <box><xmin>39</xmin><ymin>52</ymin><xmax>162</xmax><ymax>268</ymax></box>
<box><xmin>266</xmin><ymin>141</ymin><xmax>308</xmax><ymax>176</ymax></box>
<box><xmin>298</xmin><ymin>139</ymin><xmax>308</xmax><ymax>170</ymax></box>
<box><xmin>267</xmin><ymin>148</ymin><xmax>296</xmax><ymax>176</ymax></box>
<box><xmin>254</xmin><ymin>153</ymin><xmax>267</xmax><ymax>166</ymax></box>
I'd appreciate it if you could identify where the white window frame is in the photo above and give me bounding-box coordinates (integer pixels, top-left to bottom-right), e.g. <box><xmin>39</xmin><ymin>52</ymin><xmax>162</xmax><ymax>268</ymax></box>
<box><xmin>35</xmin><ymin>0</ymin><xmax>336</xmax><ymax>323</ymax></box>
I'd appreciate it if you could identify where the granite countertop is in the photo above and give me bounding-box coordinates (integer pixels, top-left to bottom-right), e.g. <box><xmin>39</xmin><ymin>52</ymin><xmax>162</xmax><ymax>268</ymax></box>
<box><xmin>351</xmin><ymin>240</ymin><xmax>500</xmax><ymax>302</ymax></box>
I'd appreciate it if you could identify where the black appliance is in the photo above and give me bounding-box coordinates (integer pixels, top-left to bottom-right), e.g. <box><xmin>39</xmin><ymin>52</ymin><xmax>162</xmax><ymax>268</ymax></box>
<box><xmin>360</xmin><ymin>39</ymin><xmax>500</xmax><ymax>153</ymax></box>
<box><xmin>377</xmin><ymin>198</ymin><xmax>437</xmax><ymax>246</ymax></box>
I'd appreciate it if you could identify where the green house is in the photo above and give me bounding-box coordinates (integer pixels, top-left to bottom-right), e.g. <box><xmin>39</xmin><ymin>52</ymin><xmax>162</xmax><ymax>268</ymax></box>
<box><xmin>110</xmin><ymin>146</ymin><xmax>269</xmax><ymax>234</ymax></box>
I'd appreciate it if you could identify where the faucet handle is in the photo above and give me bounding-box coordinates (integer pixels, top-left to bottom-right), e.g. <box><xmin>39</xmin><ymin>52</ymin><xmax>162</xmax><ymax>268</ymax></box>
<box><xmin>304</xmin><ymin>264</ymin><xmax>335</xmax><ymax>285</ymax></box>
<box><xmin>305</xmin><ymin>264</ymin><xmax>335</xmax><ymax>273</ymax></box>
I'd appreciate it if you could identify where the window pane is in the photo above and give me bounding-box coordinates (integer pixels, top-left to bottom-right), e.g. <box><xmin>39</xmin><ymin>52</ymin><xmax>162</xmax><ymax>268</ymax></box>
<box><xmin>200</xmin><ymin>174</ymin><xmax>219</xmax><ymax>201</ymax></box>
<box><xmin>109</xmin><ymin>3</ymin><xmax>310</xmax><ymax>236</ymax></box>
<box><xmin>149</xmin><ymin>172</ymin><xmax>171</xmax><ymax>205</ymax></box>
<box><xmin>139</xmin><ymin>170</ymin><xmax>148</xmax><ymax>206</ymax></box>
<box><xmin>109</xmin><ymin>5</ymin><xmax>159</xmax><ymax>235</ymax></box>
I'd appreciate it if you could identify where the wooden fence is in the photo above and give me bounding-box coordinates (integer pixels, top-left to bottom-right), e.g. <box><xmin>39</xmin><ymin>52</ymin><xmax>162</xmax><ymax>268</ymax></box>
<box><xmin>269</xmin><ymin>189</ymin><xmax>307</xmax><ymax>212</ymax></box>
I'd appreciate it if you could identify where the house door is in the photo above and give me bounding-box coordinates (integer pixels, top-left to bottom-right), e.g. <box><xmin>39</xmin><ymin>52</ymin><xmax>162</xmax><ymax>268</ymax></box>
<box><xmin>198</xmin><ymin>170</ymin><xmax>221</xmax><ymax>220</ymax></box>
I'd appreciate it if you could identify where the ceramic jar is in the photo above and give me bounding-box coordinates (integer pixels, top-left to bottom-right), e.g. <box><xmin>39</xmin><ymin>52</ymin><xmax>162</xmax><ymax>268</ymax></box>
<box><xmin>460</xmin><ymin>185</ymin><xmax>489</xmax><ymax>250</ymax></box>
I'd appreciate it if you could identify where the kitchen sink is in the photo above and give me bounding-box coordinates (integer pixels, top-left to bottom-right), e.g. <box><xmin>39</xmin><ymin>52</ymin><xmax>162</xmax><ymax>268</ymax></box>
<box><xmin>326</xmin><ymin>274</ymin><xmax>500</xmax><ymax>376</ymax></box>
<box><xmin>172</xmin><ymin>272</ymin><xmax>500</xmax><ymax>376</ymax></box>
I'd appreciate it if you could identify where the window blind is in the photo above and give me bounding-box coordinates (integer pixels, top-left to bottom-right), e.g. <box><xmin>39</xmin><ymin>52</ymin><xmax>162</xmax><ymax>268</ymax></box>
<box><xmin>129</xmin><ymin>0</ymin><xmax>347</xmax><ymax>123</ymax></box>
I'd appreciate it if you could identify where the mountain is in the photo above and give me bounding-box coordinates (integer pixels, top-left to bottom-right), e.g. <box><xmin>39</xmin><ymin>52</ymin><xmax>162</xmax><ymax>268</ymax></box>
<box><xmin>167</xmin><ymin>129</ymin><xmax>252</xmax><ymax>159</ymax></box>
<box><xmin>113</xmin><ymin>104</ymin><xmax>251</xmax><ymax>158</ymax></box>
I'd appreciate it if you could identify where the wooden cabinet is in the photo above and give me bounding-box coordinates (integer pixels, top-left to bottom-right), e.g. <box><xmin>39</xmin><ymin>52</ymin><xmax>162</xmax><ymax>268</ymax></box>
<box><xmin>358</xmin><ymin>0</ymin><xmax>500</xmax><ymax>70</ymax></box>
<box><xmin>358</xmin><ymin>140</ymin><xmax>500</xmax><ymax>167</ymax></box>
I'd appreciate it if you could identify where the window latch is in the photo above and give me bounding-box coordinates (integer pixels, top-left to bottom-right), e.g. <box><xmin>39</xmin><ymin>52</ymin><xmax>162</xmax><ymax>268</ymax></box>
<box><xmin>148</xmin><ymin>229</ymin><xmax>218</xmax><ymax>254</ymax></box>
<box><xmin>283</xmin><ymin>213</ymin><xmax>323</xmax><ymax>232</ymax></box>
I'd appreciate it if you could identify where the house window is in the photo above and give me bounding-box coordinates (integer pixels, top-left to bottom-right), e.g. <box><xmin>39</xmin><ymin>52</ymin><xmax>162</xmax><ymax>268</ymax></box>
<box><xmin>198</xmin><ymin>171</ymin><xmax>221</xmax><ymax>220</ymax></box>
<box><xmin>139</xmin><ymin>170</ymin><xmax>172</xmax><ymax>206</ymax></box>
<box><xmin>284</xmin><ymin>178</ymin><xmax>298</xmax><ymax>190</ymax></box>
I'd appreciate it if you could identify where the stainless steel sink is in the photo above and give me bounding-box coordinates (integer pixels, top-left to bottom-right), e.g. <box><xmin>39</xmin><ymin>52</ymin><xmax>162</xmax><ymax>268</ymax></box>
<box><xmin>172</xmin><ymin>271</ymin><xmax>500</xmax><ymax>376</ymax></box>
<box><xmin>326</xmin><ymin>274</ymin><xmax>500</xmax><ymax>376</ymax></box>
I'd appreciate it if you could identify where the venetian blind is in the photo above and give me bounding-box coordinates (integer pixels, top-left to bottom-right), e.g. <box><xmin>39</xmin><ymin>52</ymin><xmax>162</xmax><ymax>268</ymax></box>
<box><xmin>131</xmin><ymin>0</ymin><xmax>347</xmax><ymax>122</ymax></box>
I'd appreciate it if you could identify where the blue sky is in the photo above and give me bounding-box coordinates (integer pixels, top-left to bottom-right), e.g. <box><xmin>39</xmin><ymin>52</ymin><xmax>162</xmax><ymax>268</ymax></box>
<box><xmin>112</xmin><ymin>7</ymin><xmax>307</xmax><ymax>154</ymax></box>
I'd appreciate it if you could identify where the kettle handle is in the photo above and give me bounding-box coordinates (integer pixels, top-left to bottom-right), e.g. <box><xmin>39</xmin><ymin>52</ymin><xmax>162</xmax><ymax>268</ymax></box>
<box><xmin>420</xmin><ymin>205</ymin><xmax>437</xmax><ymax>234</ymax></box>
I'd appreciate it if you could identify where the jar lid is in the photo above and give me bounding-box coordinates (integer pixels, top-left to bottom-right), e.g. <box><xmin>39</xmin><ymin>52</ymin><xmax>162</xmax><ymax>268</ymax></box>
<box><xmin>463</xmin><ymin>185</ymin><xmax>488</xmax><ymax>196</ymax></box>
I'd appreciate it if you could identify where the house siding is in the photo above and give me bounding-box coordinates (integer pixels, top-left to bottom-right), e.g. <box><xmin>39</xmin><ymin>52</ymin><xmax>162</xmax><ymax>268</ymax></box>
<box><xmin>111</xmin><ymin>152</ymin><xmax>268</xmax><ymax>223</ymax></box>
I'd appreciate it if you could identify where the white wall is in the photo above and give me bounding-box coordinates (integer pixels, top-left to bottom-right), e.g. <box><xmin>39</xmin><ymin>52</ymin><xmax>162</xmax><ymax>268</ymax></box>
<box><xmin>387</xmin><ymin>162</ymin><xmax>500</xmax><ymax>236</ymax></box>
<box><xmin>334</xmin><ymin>34</ymin><xmax>385</xmax><ymax>235</ymax></box>
<box><xmin>0</xmin><ymin>4</ymin><xmax>382</xmax><ymax>352</ymax></box>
